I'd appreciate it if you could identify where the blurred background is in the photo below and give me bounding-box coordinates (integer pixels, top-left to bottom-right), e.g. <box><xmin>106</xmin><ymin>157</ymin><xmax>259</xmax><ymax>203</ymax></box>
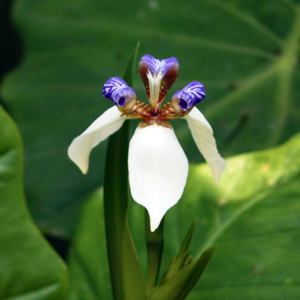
<box><xmin>1</xmin><ymin>0</ymin><xmax>300</xmax><ymax>299</ymax></box>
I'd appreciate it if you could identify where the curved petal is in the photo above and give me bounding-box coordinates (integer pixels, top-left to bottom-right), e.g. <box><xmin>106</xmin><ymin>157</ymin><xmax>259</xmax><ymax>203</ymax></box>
<box><xmin>68</xmin><ymin>106</ymin><xmax>126</xmax><ymax>174</ymax></box>
<box><xmin>128</xmin><ymin>124</ymin><xmax>188</xmax><ymax>231</ymax></box>
<box><xmin>172</xmin><ymin>81</ymin><xmax>206</xmax><ymax>111</ymax></box>
<box><xmin>139</xmin><ymin>54</ymin><xmax>179</xmax><ymax>110</ymax></box>
<box><xmin>185</xmin><ymin>107</ymin><xmax>225</xmax><ymax>184</ymax></box>
<box><xmin>102</xmin><ymin>77</ymin><xmax>136</xmax><ymax>107</ymax></box>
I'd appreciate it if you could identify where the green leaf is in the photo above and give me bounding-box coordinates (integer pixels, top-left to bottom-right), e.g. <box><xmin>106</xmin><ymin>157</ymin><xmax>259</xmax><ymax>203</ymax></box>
<box><xmin>162</xmin><ymin>219</ymin><xmax>197</xmax><ymax>282</ymax></box>
<box><xmin>0</xmin><ymin>105</ymin><xmax>68</xmax><ymax>299</ymax></box>
<box><xmin>148</xmin><ymin>245</ymin><xmax>216</xmax><ymax>300</ymax></box>
<box><xmin>162</xmin><ymin>133</ymin><xmax>300</xmax><ymax>299</ymax></box>
<box><xmin>148</xmin><ymin>221</ymin><xmax>215</xmax><ymax>300</ymax></box>
<box><xmin>66</xmin><ymin>133</ymin><xmax>300</xmax><ymax>299</ymax></box>
<box><xmin>67</xmin><ymin>189</ymin><xmax>112</xmax><ymax>300</ymax></box>
<box><xmin>103</xmin><ymin>43</ymin><xmax>147</xmax><ymax>300</ymax></box>
<box><xmin>2</xmin><ymin>0</ymin><xmax>300</xmax><ymax>237</ymax></box>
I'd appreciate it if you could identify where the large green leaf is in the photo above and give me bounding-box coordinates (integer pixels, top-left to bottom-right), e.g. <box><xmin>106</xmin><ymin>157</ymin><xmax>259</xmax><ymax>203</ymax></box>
<box><xmin>67</xmin><ymin>189</ymin><xmax>111</xmax><ymax>300</ymax></box>
<box><xmin>1</xmin><ymin>0</ymin><xmax>300</xmax><ymax>237</ymax></box>
<box><xmin>163</xmin><ymin>133</ymin><xmax>300</xmax><ymax>299</ymax></box>
<box><xmin>66</xmin><ymin>133</ymin><xmax>300</xmax><ymax>299</ymax></box>
<box><xmin>0</xmin><ymin>105</ymin><xmax>68</xmax><ymax>299</ymax></box>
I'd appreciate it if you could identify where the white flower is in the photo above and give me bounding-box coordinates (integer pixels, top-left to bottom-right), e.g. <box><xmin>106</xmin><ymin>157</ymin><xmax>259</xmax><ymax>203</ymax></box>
<box><xmin>68</xmin><ymin>54</ymin><xmax>225</xmax><ymax>231</ymax></box>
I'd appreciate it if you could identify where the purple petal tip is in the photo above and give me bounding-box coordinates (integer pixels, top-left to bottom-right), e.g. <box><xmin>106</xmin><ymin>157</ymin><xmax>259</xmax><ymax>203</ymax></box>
<box><xmin>140</xmin><ymin>54</ymin><xmax>179</xmax><ymax>76</ymax></box>
<box><xmin>172</xmin><ymin>81</ymin><xmax>206</xmax><ymax>111</ymax></box>
<box><xmin>103</xmin><ymin>77</ymin><xmax>136</xmax><ymax>107</ymax></box>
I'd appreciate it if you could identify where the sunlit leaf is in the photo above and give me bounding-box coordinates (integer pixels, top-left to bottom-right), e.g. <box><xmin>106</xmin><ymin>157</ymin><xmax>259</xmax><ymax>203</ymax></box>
<box><xmin>67</xmin><ymin>133</ymin><xmax>300</xmax><ymax>299</ymax></box>
<box><xmin>163</xmin><ymin>133</ymin><xmax>300</xmax><ymax>299</ymax></box>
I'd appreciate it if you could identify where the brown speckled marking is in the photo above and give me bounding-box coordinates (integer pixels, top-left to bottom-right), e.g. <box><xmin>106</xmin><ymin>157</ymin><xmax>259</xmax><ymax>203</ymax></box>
<box><xmin>139</xmin><ymin>63</ymin><xmax>150</xmax><ymax>99</ymax></box>
<box><xmin>139</xmin><ymin>61</ymin><xmax>179</xmax><ymax>115</ymax></box>
<box><xmin>159</xmin><ymin>103</ymin><xmax>191</xmax><ymax>120</ymax></box>
<box><xmin>137</xmin><ymin>120</ymin><xmax>172</xmax><ymax>128</ymax></box>
<box><xmin>120</xmin><ymin>100</ymin><xmax>152</xmax><ymax>120</ymax></box>
<box><xmin>119</xmin><ymin>96</ymin><xmax>190</xmax><ymax>123</ymax></box>
<box><xmin>158</xmin><ymin>65</ymin><xmax>179</xmax><ymax>104</ymax></box>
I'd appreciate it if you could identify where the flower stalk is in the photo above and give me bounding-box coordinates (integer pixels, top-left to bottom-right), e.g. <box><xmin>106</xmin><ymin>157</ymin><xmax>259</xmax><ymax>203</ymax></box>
<box><xmin>145</xmin><ymin>211</ymin><xmax>164</xmax><ymax>291</ymax></box>
<box><xmin>103</xmin><ymin>43</ymin><xmax>147</xmax><ymax>300</ymax></box>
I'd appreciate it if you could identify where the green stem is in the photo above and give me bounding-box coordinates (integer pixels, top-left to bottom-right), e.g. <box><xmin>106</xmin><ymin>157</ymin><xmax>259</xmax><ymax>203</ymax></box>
<box><xmin>103</xmin><ymin>43</ymin><xmax>147</xmax><ymax>300</ymax></box>
<box><xmin>145</xmin><ymin>210</ymin><xmax>164</xmax><ymax>291</ymax></box>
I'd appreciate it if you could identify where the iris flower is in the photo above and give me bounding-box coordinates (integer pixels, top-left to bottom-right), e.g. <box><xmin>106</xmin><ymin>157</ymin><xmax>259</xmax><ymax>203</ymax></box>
<box><xmin>68</xmin><ymin>54</ymin><xmax>225</xmax><ymax>231</ymax></box>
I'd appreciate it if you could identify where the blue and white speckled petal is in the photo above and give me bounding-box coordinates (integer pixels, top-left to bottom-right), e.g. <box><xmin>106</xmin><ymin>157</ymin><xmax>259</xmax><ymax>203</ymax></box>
<box><xmin>102</xmin><ymin>77</ymin><xmax>136</xmax><ymax>107</ymax></box>
<box><xmin>172</xmin><ymin>81</ymin><xmax>206</xmax><ymax>111</ymax></box>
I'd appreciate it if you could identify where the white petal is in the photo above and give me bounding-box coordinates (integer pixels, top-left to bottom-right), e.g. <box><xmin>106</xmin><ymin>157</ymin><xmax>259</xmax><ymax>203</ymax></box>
<box><xmin>128</xmin><ymin>125</ymin><xmax>189</xmax><ymax>231</ymax></box>
<box><xmin>185</xmin><ymin>107</ymin><xmax>225</xmax><ymax>184</ymax></box>
<box><xmin>68</xmin><ymin>106</ymin><xmax>126</xmax><ymax>174</ymax></box>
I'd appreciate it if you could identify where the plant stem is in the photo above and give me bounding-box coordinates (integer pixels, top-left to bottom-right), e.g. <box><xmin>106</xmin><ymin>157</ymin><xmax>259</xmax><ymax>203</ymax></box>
<box><xmin>103</xmin><ymin>43</ymin><xmax>147</xmax><ymax>300</ymax></box>
<box><xmin>145</xmin><ymin>210</ymin><xmax>164</xmax><ymax>291</ymax></box>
